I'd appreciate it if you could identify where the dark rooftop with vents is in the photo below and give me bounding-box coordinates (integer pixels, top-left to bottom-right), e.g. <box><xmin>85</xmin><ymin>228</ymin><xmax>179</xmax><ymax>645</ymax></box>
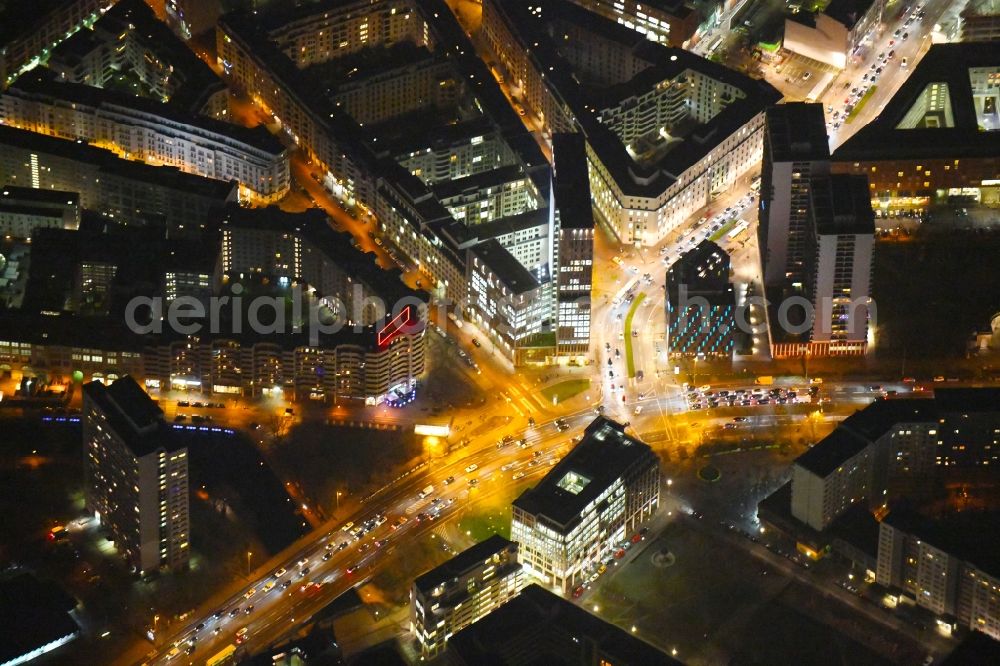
<box><xmin>0</xmin><ymin>572</ymin><xmax>79</xmax><ymax>665</ymax></box>
<box><xmin>810</xmin><ymin>174</ymin><xmax>875</xmax><ymax>236</ymax></box>
<box><xmin>765</xmin><ymin>103</ymin><xmax>831</xmax><ymax>163</ymax></box>
<box><xmin>83</xmin><ymin>376</ymin><xmax>181</xmax><ymax>458</ymax></box>
<box><xmin>446</xmin><ymin>583</ymin><xmax>681</xmax><ymax>665</ymax></box>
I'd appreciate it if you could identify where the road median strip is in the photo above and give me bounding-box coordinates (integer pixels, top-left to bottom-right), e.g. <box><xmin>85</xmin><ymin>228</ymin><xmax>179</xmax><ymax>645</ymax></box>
<box><xmin>624</xmin><ymin>293</ymin><xmax>646</xmax><ymax>379</ymax></box>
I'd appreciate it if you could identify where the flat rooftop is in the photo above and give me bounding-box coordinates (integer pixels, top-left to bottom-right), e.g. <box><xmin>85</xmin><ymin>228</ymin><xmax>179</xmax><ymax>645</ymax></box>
<box><xmin>884</xmin><ymin>506</ymin><xmax>1000</xmax><ymax>578</ymax></box>
<box><xmin>810</xmin><ymin>174</ymin><xmax>875</xmax><ymax>236</ymax></box>
<box><xmin>795</xmin><ymin>427</ymin><xmax>871</xmax><ymax>477</ymax></box>
<box><xmin>765</xmin><ymin>103</ymin><xmax>830</xmax><ymax>163</ymax></box>
<box><xmin>552</xmin><ymin>132</ymin><xmax>594</xmax><ymax>230</ymax></box>
<box><xmin>413</xmin><ymin>534</ymin><xmax>516</xmax><ymax>595</ymax></box>
<box><xmin>0</xmin><ymin>572</ymin><xmax>78</xmax><ymax>666</ymax></box>
<box><xmin>447</xmin><ymin>583</ymin><xmax>680</xmax><ymax>665</ymax></box>
<box><xmin>469</xmin><ymin>239</ymin><xmax>540</xmax><ymax>295</ymax></box>
<box><xmin>513</xmin><ymin>417</ymin><xmax>657</xmax><ymax>529</ymax></box>
<box><xmin>83</xmin><ymin>376</ymin><xmax>181</xmax><ymax>457</ymax></box>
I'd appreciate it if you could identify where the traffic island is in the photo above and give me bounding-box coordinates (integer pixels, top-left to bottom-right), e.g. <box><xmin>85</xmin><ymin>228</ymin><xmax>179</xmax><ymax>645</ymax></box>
<box><xmin>698</xmin><ymin>465</ymin><xmax>722</xmax><ymax>482</ymax></box>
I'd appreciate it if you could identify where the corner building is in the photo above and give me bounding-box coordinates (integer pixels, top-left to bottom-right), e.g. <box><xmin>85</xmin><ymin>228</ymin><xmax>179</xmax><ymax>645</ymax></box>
<box><xmin>512</xmin><ymin>417</ymin><xmax>660</xmax><ymax>593</ymax></box>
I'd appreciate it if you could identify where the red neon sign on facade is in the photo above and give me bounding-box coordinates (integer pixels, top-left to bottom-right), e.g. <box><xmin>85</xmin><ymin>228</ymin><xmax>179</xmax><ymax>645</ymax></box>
<box><xmin>377</xmin><ymin>306</ymin><xmax>413</xmax><ymax>348</ymax></box>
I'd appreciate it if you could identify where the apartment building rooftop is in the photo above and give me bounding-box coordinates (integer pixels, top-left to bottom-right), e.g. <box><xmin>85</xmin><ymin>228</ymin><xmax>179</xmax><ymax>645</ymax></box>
<box><xmin>883</xmin><ymin>506</ymin><xmax>1000</xmax><ymax>578</ymax></box>
<box><xmin>469</xmin><ymin>239</ymin><xmax>540</xmax><ymax>295</ymax></box>
<box><xmin>413</xmin><ymin>535</ymin><xmax>517</xmax><ymax>596</ymax></box>
<box><xmin>1</xmin><ymin>185</ymin><xmax>78</xmax><ymax>206</ymax></box>
<box><xmin>795</xmin><ymin>427</ymin><xmax>872</xmax><ymax>477</ymax></box>
<box><xmin>83</xmin><ymin>376</ymin><xmax>179</xmax><ymax>457</ymax></box>
<box><xmin>810</xmin><ymin>174</ymin><xmax>875</xmax><ymax>236</ymax></box>
<box><xmin>513</xmin><ymin>417</ymin><xmax>655</xmax><ymax>528</ymax></box>
<box><xmin>765</xmin><ymin>103</ymin><xmax>831</xmax><ymax>163</ymax></box>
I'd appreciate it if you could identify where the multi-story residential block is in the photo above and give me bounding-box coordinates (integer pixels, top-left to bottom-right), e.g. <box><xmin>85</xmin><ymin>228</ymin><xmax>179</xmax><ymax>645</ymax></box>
<box><xmin>216</xmin><ymin>205</ymin><xmax>427</xmax><ymax>328</ymax></box>
<box><xmin>961</xmin><ymin>0</ymin><xmax>1000</xmax><ymax>42</ymax></box>
<box><xmin>780</xmin><ymin>389</ymin><xmax>1000</xmax><ymax>531</ymax></box>
<box><xmin>552</xmin><ymin>133</ymin><xmax>594</xmax><ymax>358</ymax></box>
<box><xmin>83</xmin><ymin>375</ymin><xmax>189</xmax><ymax>574</ymax></box>
<box><xmin>0</xmin><ymin>185</ymin><xmax>79</xmax><ymax>238</ymax></box>
<box><xmin>512</xmin><ymin>417</ymin><xmax>660</xmax><ymax>593</ymax></box>
<box><xmin>447</xmin><ymin>584</ymin><xmax>681</xmax><ymax>665</ymax></box>
<box><xmin>565</xmin><ymin>0</ymin><xmax>701</xmax><ymax>46</ymax></box>
<box><xmin>665</xmin><ymin>240</ymin><xmax>735</xmax><ymax>358</ymax></box>
<box><xmin>0</xmin><ymin>70</ymin><xmax>289</xmax><ymax>201</ymax></box>
<box><xmin>758</xmin><ymin>103</ymin><xmax>831</xmax><ymax>290</ymax></box>
<box><xmin>482</xmin><ymin>0</ymin><xmax>781</xmax><ymax>246</ymax></box>
<box><xmin>0</xmin><ymin>125</ymin><xmax>237</xmax><ymax>234</ymax></box>
<box><xmin>799</xmin><ymin>174</ymin><xmax>875</xmax><ymax>355</ymax></box>
<box><xmin>47</xmin><ymin>0</ymin><xmax>227</xmax><ymax>117</ymax></box>
<box><xmin>876</xmin><ymin>507</ymin><xmax>1000</xmax><ymax>641</ymax></box>
<box><xmin>0</xmin><ymin>0</ymin><xmax>112</xmax><ymax>87</ymax></box>
<box><xmin>832</xmin><ymin>43</ymin><xmax>1000</xmax><ymax>211</ymax></box>
<box><xmin>410</xmin><ymin>535</ymin><xmax>525</xmax><ymax>659</ymax></box>
<box><xmin>216</xmin><ymin>0</ymin><xmax>586</xmax><ymax>365</ymax></box>
<box><xmin>791</xmin><ymin>427</ymin><xmax>874</xmax><ymax>531</ymax></box>
<box><xmin>0</xmin><ymin>309</ymin><xmax>426</xmax><ymax>403</ymax></box>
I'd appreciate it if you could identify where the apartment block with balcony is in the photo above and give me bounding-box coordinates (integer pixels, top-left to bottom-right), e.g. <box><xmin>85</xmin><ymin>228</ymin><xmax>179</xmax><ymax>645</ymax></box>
<box><xmin>83</xmin><ymin>376</ymin><xmax>189</xmax><ymax>575</ymax></box>
<box><xmin>410</xmin><ymin>535</ymin><xmax>525</xmax><ymax>659</ymax></box>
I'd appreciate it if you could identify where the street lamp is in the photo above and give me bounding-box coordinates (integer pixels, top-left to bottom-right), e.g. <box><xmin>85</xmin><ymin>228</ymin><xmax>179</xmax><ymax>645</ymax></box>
<box><xmin>336</xmin><ymin>490</ymin><xmax>343</xmax><ymax>514</ymax></box>
<box><xmin>246</xmin><ymin>550</ymin><xmax>252</xmax><ymax>579</ymax></box>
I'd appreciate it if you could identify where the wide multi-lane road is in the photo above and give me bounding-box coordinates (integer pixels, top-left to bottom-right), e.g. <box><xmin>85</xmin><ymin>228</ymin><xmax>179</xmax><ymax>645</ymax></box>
<box><xmin>130</xmin><ymin>403</ymin><xmax>599</xmax><ymax>665</ymax></box>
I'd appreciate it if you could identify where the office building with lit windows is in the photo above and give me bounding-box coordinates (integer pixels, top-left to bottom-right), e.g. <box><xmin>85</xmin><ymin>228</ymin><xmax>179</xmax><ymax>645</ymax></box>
<box><xmin>832</xmin><ymin>42</ymin><xmax>1000</xmax><ymax>210</ymax></box>
<box><xmin>512</xmin><ymin>417</ymin><xmax>660</xmax><ymax>593</ymax></box>
<box><xmin>553</xmin><ymin>133</ymin><xmax>594</xmax><ymax>358</ymax></box>
<box><xmin>410</xmin><ymin>535</ymin><xmax>525</xmax><ymax>659</ymax></box>
<box><xmin>0</xmin><ymin>69</ymin><xmax>290</xmax><ymax>201</ymax></box>
<box><xmin>83</xmin><ymin>376</ymin><xmax>190</xmax><ymax>575</ymax></box>
<box><xmin>482</xmin><ymin>0</ymin><xmax>780</xmax><ymax>245</ymax></box>
<box><xmin>665</xmin><ymin>239</ymin><xmax>735</xmax><ymax>358</ymax></box>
